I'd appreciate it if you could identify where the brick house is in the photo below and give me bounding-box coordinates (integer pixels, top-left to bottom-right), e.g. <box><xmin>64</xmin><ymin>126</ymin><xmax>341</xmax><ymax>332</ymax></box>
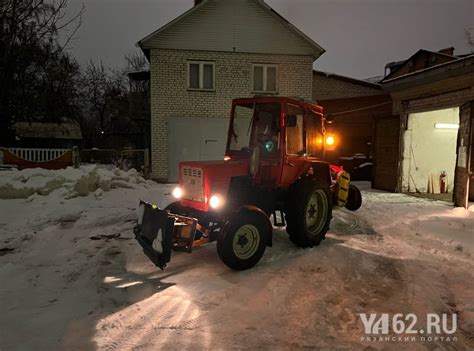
<box><xmin>137</xmin><ymin>0</ymin><xmax>325</xmax><ymax>181</ymax></box>
<box><xmin>383</xmin><ymin>47</ymin><xmax>460</xmax><ymax>80</ymax></box>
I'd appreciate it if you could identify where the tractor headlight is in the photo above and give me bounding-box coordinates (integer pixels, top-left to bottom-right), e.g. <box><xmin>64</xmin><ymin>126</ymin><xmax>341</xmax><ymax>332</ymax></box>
<box><xmin>325</xmin><ymin>136</ymin><xmax>335</xmax><ymax>146</ymax></box>
<box><xmin>209</xmin><ymin>195</ymin><xmax>223</xmax><ymax>209</ymax></box>
<box><xmin>172</xmin><ymin>187</ymin><xmax>183</xmax><ymax>199</ymax></box>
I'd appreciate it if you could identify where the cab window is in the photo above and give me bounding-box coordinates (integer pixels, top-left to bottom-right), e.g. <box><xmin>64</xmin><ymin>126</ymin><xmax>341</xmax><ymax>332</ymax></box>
<box><xmin>306</xmin><ymin>110</ymin><xmax>324</xmax><ymax>157</ymax></box>
<box><xmin>286</xmin><ymin>104</ymin><xmax>305</xmax><ymax>155</ymax></box>
<box><xmin>229</xmin><ymin>102</ymin><xmax>280</xmax><ymax>154</ymax></box>
<box><xmin>230</xmin><ymin>103</ymin><xmax>254</xmax><ymax>152</ymax></box>
<box><xmin>254</xmin><ymin>103</ymin><xmax>280</xmax><ymax>155</ymax></box>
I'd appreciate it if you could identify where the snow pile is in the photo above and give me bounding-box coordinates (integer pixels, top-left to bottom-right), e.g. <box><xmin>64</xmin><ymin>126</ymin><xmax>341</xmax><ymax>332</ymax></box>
<box><xmin>0</xmin><ymin>165</ymin><xmax>148</xmax><ymax>200</ymax></box>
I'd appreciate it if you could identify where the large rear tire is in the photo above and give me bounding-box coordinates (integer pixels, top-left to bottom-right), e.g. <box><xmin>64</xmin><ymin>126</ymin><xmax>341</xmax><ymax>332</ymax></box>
<box><xmin>285</xmin><ymin>178</ymin><xmax>332</xmax><ymax>248</ymax></box>
<box><xmin>217</xmin><ymin>210</ymin><xmax>269</xmax><ymax>271</ymax></box>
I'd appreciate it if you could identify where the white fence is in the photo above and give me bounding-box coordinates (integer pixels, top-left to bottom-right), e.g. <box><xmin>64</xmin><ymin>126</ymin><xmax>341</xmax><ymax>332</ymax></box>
<box><xmin>6</xmin><ymin>148</ymin><xmax>69</xmax><ymax>162</ymax></box>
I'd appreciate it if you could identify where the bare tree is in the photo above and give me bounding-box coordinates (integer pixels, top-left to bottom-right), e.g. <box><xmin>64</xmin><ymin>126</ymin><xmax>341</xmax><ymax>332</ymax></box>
<box><xmin>123</xmin><ymin>50</ymin><xmax>149</xmax><ymax>99</ymax></box>
<box><xmin>0</xmin><ymin>0</ymin><xmax>84</xmax><ymax>143</ymax></box>
<box><xmin>124</xmin><ymin>50</ymin><xmax>149</xmax><ymax>72</ymax></box>
<box><xmin>466</xmin><ymin>28</ymin><xmax>474</xmax><ymax>53</ymax></box>
<box><xmin>124</xmin><ymin>50</ymin><xmax>151</xmax><ymax>149</ymax></box>
<box><xmin>81</xmin><ymin>61</ymin><xmax>128</xmax><ymax>137</ymax></box>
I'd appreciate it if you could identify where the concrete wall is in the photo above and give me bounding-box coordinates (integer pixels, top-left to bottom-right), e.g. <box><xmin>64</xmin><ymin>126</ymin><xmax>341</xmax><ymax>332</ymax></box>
<box><xmin>402</xmin><ymin>107</ymin><xmax>459</xmax><ymax>193</ymax></box>
<box><xmin>150</xmin><ymin>48</ymin><xmax>313</xmax><ymax>180</ymax></box>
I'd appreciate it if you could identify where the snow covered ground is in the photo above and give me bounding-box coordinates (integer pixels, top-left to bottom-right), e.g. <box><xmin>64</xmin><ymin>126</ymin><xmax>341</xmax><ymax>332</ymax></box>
<box><xmin>0</xmin><ymin>166</ymin><xmax>473</xmax><ymax>350</ymax></box>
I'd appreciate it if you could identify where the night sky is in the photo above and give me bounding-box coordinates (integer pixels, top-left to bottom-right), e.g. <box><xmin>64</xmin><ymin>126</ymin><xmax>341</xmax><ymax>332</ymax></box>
<box><xmin>63</xmin><ymin>0</ymin><xmax>473</xmax><ymax>79</ymax></box>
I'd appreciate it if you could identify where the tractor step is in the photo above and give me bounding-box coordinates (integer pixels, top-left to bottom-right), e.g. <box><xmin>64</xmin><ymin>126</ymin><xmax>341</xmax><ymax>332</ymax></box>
<box><xmin>272</xmin><ymin>210</ymin><xmax>286</xmax><ymax>227</ymax></box>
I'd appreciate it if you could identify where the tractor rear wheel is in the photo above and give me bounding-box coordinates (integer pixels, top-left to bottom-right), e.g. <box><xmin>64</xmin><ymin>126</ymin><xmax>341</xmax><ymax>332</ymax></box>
<box><xmin>285</xmin><ymin>178</ymin><xmax>332</xmax><ymax>248</ymax></box>
<box><xmin>344</xmin><ymin>185</ymin><xmax>362</xmax><ymax>211</ymax></box>
<box><xmin>217</xmin><ymin>210</ymin><xmax>269</xmax><ymax>270</ymax></box>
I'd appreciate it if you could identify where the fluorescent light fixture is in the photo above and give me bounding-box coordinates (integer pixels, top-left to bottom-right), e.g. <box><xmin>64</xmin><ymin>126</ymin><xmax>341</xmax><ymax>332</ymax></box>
<box><xmin>434</xmin><ymin>123</ymin><xmax>459</xmax><ymax>130</ymax></box>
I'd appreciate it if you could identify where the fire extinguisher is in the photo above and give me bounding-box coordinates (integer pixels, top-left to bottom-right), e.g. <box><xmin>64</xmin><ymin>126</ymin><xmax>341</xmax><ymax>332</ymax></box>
<box><xmin>440</xmin><ymin>171</ymin><xmax>447</xmax><ymax>193</ymax></box>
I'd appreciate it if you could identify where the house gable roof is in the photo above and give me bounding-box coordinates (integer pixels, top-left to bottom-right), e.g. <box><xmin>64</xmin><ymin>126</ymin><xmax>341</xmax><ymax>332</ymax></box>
<box><xmin>138</xmin><ymin>0</ymin><xmax>325</xmax><ymax>60</ymax></box>
<box><xmin>382</xmin><ymin>54</ymin><xmax>474</xmax><ymax>90</ymax></box>
<box><xmin>383</xmin><ymin>49</ymin><xmax>458</xmax><ymax>81</ymax></box>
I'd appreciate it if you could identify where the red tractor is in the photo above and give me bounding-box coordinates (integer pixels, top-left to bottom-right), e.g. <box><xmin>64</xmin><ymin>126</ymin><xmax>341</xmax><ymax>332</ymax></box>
<box><xmin>134</xmin><ymin>97</ymin><xmax>362</xmax><ymax>270</ymax></box>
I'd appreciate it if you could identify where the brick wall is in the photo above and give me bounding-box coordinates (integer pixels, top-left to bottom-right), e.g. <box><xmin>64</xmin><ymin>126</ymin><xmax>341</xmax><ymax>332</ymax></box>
<box><xmin>150</xmin><ymin>48</ymin><xmax>313</xmax><ymax>180</ymax></box>
<box><xmin>312</xmin><ymin>73</ymin><xmax>383</xmax><ymax>100</ymax></box>
<box><xmin>318</xmin><ymin>94</ymin><xmax>392</xmax><ymax>159</ymax></box>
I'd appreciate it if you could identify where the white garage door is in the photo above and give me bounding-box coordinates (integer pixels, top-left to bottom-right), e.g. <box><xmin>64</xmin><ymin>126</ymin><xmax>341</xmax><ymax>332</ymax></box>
<box><xmin>168</xmin><ymin>117</ymin><xmax>229</xmax><ymax>182</ymax></box>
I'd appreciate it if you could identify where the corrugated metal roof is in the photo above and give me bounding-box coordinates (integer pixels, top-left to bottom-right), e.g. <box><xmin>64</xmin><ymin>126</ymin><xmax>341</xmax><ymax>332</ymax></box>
<box><xmin>138</xmin><ymin>0</ymin><xmax>324</xmax><ymax>60</ymax></box>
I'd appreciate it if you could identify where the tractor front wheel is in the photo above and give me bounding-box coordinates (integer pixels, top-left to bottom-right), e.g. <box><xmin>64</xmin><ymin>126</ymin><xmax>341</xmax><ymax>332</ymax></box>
<box><xmin>217</xmin><ymin>210</ymin><xmax>269</xmax><ymax>270</ymax></box>
<box><xmin>164</xmin><ymin>201</ymin><xmax>185</xmax><ymax>214</ymax></box>
<box><xmin>285</xmin><ymin>178</ymin><xmax>332</xmax><ymax>248</ymax></box>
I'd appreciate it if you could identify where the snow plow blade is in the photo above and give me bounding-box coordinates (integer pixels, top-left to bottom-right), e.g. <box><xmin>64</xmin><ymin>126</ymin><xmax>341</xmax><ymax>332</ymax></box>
<box><xmin>133</xmin><ymin>201</ymin><xmax>197</xmax><ymax>270</ymax></box>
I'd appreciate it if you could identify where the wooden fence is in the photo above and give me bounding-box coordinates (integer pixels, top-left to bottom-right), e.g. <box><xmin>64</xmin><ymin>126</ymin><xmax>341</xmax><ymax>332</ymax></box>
<box><xmin>1</xmin><ymin>147</ymin><xmax>150</xmax><ymax>178</ymax></box>
<box><xmin>0</xmin><ymin>147</ymin><xmax>78</xmax><ymax>170</ymax></box>
<box><xmin>8</xmin><ymin>148</ymin><xmax>70</xmax><ymax>162</ymax></box>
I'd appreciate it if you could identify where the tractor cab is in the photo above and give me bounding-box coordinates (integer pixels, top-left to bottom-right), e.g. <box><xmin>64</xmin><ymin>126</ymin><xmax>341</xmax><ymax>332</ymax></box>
<box><xmin>226</xmin><ymin>97</ymin><xmax>333</xmax><ymax>188</ymax></box>
<box><xmin>134</xmin><ymin>97</ymin><xmax>361</xmax><ymax>271</ymax></box>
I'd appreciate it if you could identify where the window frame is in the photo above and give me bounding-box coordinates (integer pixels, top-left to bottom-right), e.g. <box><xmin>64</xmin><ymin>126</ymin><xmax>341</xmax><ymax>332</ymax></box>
<box><xmin>305</xmin><ymin>109</ymin><xmax>324</xmax><ymax>158</ymax></box>
<box><xmin>252</xmin><ymin>64</ymin><xmax>278</xmax><ymax>93</ymax></box>
<box><xmin>285</xmin><ymin>103</ymin><xmax>306</xmax><ymax>156</ymax></box>
<box><xmin>187</xmin><ymin>60</ymin><xmax>216</xmax><ymax>91</ymax></box>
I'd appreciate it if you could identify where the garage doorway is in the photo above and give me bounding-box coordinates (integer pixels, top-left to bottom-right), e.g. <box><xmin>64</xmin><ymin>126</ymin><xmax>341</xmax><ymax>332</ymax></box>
<box><xmin>168</xmin><ymin>117</ymin><xmax>228</xmax><ymax>182</ymax></box>
<box><xmin>402</xmin><ymin>107</ymin><xmax>459</xmax><ymax>200</ymax></box>
<box><xmin>373</xmin><ymin>116</ymin><xmax>400</xmax><ymax>191</ymax></box>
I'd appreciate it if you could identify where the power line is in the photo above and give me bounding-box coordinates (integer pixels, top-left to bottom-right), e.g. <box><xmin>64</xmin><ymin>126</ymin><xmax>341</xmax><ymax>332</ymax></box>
<box><xmin>328</xmin><ymin>101</ymin><xmax>392</xmax><ymax>116</ymax></box>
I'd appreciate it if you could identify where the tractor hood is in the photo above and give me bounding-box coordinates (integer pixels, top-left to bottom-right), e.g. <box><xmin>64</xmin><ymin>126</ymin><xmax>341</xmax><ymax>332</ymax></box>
<box><xmin>178</xmin><ymin>159</ymin><xmax>250</xmax><ymax>212</ymax></box>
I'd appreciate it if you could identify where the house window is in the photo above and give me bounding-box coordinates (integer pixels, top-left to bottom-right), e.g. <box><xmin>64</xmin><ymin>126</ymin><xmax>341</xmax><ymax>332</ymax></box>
<box><xmin>188</xmin><ymin>61</ymin><xmax>215</xmax><ymax>90</ymax></box>
<box><xmin>253</xmin><ymin>64</ymin><xmax>278</xmax><ymax>92</ymax></box>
